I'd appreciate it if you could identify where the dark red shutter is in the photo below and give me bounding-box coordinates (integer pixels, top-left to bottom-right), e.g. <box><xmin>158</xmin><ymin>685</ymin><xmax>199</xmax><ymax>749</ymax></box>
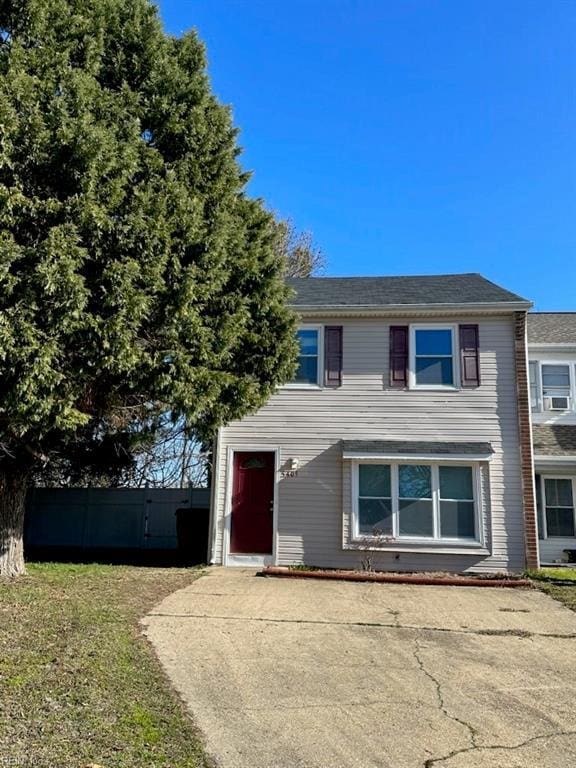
<box><xmin>460</xmin><ymin>324</ymin><xmax>480</xmax><ymax>387</ymax></box>
<box><xmin>324</xmin><ymin>326</ymin><xmax>343</xmax><ymax>387</ymax></box>
<box><xmin>389</xmin><ymin>326</ymin><xmax>408</xmax><ymax>388</ymax></box>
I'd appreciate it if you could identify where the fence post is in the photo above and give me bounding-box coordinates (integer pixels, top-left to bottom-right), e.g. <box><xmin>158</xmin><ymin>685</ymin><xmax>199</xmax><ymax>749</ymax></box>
<box><xmin>81</xmin><ymin>488</ymin><xmax>90</xmax><ymax>550</ymax></box>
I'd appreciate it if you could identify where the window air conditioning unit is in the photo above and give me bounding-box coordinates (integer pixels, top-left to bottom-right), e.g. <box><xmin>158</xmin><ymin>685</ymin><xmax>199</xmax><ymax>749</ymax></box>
<box><xmin>544</xmin><ymin>396</ymin><xmax>571</xmax><ymax>411</ymax></box>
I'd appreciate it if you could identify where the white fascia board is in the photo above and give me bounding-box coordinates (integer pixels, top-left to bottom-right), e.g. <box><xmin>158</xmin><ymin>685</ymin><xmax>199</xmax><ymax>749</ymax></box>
<box><xmin>342</xmin><ymin>452</ymin><xmax>494</xmax><ymax>462</ymax></box>
<box><xmin>207</xmin><ymin>427</ymin><xmax>222</xmax><ymax>565</ymax></box>
<box><xmin>534</xmin><ymin>455</ymin><xmax>576</xmax><ymax>464</ymax></box>
<box><xmin>292</xmin><ymin>300</ymin><xmax>532</xmax><ymax>317</ymax></box>
<box><xmin>529</xmin><ymin>343</ymin><xmax>576</xmax><ymax>352</ymax></box>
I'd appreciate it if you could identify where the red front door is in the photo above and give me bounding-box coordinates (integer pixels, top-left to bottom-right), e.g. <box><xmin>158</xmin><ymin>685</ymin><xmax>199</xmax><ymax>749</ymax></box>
<box><xmin>230</xmin><ymin>451</ymin><xmax>275</xmax><ymax>555</ymax></box>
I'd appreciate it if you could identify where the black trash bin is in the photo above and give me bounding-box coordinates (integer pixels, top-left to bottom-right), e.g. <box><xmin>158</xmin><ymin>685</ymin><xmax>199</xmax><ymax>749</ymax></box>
<box><xmin>175</xmin><ymin>506</ymin><xmax>210</xmax><ymax>564</ymax></box>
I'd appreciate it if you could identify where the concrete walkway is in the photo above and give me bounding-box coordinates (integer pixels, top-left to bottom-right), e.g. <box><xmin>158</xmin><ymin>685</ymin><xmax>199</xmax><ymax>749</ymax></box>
<box><xmin>143</xmin><ymin>568</ymin><xmax>576</xmax><ymax>768</ymax></box>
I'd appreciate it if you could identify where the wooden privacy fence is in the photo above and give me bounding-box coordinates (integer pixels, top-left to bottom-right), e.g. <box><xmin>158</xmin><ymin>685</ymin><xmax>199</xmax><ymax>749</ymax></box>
<box><xmin>24</xmin><ymin>487</ymin><xmax>210</xmax><ymax>551</ymax></box>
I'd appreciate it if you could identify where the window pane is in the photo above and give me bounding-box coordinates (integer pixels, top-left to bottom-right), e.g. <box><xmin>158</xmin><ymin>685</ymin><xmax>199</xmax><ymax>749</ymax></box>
<box><xmin>399</xmin><ymin>465</ymin><xmax>431</xmax><ymax>498</ymax></box>
<box><xmin>358</xmin><ymin>498</ymin><xmax>393</xmax><ymax>536</ymax></box>
<box><xmin>529</xmin><ymin>361</ymin><xmax>539</xmax><ymax>411</ymax></box>
<box><xmin>399</xmin><ymin>499</ymin><xmax>434</xmax><ymax>536</ymax></box>
<box><xmin>359</xmin><ymin>465</ymin><xmax>391</xmax><ymax>497</ymax></box>
<box><xmin>439</xmin><ymin>466</ymin><xmax>473</xmax><ymax>500</ymax></box>
<box><xmin>415</xmin><ymin>329</ymin><xmax>452</xmax><ymax>356</ymax></box>
<box><xmin>546</xmin><ymin>507</ymin><xmax>576</xmax><ymax>537</ymax></box>
<box><xmin>545</xmin><ymin>478</ymin><xmax>574</xmax><ymax>508</ymax></box>
<box><xmin>535</xmin><ymin>474</ymin><xmax>544</xmax><ymax>540</ymax></box>
<box><xmin>415</xmin><ymin>357</ymin><xmax>454</xmax><ymax>385</ymax></box>
<box><xmin>297</xmin><ymin>329</ymin><xmax>318</xmax><ymax>355</ymax></box>
<box><xmin>542</xmin><ymin>365</ymin><xmax>570</xmax><ymax>388</ymax></box>
<box><xmin>294</xmin><ymin>356</ymin><xmax>318</xmax><ymax>384</ymax></box>
<box><xmin>440</xmin><ymin>501</ymin><xmax>476</xmax><ymax>538</ymax></box>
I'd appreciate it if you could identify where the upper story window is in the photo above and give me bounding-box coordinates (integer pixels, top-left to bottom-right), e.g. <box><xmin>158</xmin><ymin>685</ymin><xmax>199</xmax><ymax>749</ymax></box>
<box><xmin>409</xmin><ymin>326</ymin><xmax>457</xmax><ymax>388</ymax></box>
<box><xmin>291</xmin><ymin>327</ymin><xmax>322</xmax><ymax>387</ymax></box>
<box><xmin>542</xmin><ymin>365</ymin><xmax>571</xmax><ymax>408</ymax></box>
<box><xmin>282</xmin><ymin>325</ymin><xmax>342</xmax><ymax>390</ymax></box>
<box><xmin>529</xmin><ymin>361</ymin><xmax>575</xmax><ymax>413</ymax></box>
<box><xmin>391</xmin><ymin>323</ymin><xmax>479</xmax><ymax>390</ymax></box>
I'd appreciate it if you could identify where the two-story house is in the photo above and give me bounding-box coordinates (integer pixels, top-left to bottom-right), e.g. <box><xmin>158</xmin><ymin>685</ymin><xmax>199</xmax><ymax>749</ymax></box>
<box><xmin>208</xmin><ymin>273</ymin><xmax>538</xmax><ymax>573</ymax></box>
<box><xmin>529</xmin><ymin>313</ymin><xmax>576</xmax><ymax>565</ymax></box>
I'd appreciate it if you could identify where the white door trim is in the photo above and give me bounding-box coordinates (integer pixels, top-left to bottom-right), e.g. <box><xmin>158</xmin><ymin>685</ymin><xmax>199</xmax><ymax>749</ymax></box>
<box><xmin>223</xmin><ymin>445</ymin><xmax>280</xmax><ymax>567</ymax></box>
<box><xmin>208</xmin><ymin>428</ymin><xmax>222</xmax><ymax>564</ymax></box>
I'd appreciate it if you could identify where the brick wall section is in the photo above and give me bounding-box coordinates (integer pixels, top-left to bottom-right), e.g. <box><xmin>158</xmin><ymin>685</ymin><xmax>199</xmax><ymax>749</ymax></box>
<box><xmin>514</xmin><ymin>311</ymin><xmax>539</xmax><ymax>569</ymax></box>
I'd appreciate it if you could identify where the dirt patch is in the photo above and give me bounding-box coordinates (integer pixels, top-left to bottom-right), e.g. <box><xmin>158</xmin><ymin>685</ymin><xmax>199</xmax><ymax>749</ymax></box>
<box><xmin>262</xmin><ymin>565</ymin><xmax>532</xmax><ymax>588</ymax></box>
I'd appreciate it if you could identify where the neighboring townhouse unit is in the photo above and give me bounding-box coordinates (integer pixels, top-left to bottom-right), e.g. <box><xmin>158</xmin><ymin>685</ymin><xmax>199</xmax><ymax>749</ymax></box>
<box><xmin>529</xmin><ymin>313</ymin><xmax>576</xmax><ymax>565</ymax></box>
<box><xmin>209</xmin><ymin>273</ymin><xmax>538</xmax><ymax>573</ymax></box>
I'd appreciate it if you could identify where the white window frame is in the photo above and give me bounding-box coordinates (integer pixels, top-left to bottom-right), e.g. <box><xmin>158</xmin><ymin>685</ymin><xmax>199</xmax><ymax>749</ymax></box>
<box><xmin>529</xmin><ymin>360</ymin><xmax>576</xmax><ymax>413</ymax></box>
<box><xmin>409</xmin><ymin>324</ymin><xmax>460</xmax><ymax>391</ymax></box>
<box><xmin>529</xmin><ymin>360</ymin><xmax>542</xmax><ymax>412</ymax></box>
<box><xmin>283</xmin><ymin>324</ymin><xmax>324</xmax><ymax>389</ymax></box>
<box><xmin>351</xmin><ymin>460</ymin><xmax>482</xmax><ymax>545</ymax></box>
<box><xmin>539</xmin><ymin>475</ymin><xmax>576</xmax><ymax>539</ymax></box>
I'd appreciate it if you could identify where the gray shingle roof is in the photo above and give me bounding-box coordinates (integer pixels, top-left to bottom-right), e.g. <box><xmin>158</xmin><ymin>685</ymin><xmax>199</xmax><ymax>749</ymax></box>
<box><xmin>287</xmin><ymin>273</ymin><xmax>529</xmax><ymax>308</ymax></box>
<box><xmin>341</xmin><ymin>440</ymin><xmax>494</xmax><ymax>457</ymax></box>
<box><xmin>533</xmin><ymin>425</ymin><xmax>576</xmax><ymax>456</ymax></box>
<box><xmin>528</xmin><ymin>313</ymin><xmax>576</xmax><ymax>344</ymax></box>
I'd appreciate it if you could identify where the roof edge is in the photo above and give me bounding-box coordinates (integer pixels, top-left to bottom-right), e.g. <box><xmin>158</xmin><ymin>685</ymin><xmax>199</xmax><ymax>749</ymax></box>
<box><xmin>291</xmin><ymin>300</ymin><xmax>533</xmax><ymax>314</ymax></box>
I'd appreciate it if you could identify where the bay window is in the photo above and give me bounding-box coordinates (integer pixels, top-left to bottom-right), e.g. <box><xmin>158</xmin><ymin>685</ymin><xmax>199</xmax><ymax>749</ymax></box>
<box><xmin>398</xmin><ymin>465</ymin><xmax>433</xmax><ymax>536</ymax></box>
<box><xmin>355</xmin><ymin>462</ymin><xmax>480</xmax><ymax>543</ymax></box>
<box><xmin>439</xmin><ymin>466</ymin><xmax>476</xmax><ymax>538</ymax></box>
<box><xmin>358</xmin><ymin>465</ymin><xmax>392</xmax><ymax>535</ymax></box>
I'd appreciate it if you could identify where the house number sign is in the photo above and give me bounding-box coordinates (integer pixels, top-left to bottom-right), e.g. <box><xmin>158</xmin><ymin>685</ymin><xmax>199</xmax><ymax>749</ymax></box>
<box><xmin>280</xmin><ymin>470</ymin><xmax>298</xmax><ymax>479</ymax></box>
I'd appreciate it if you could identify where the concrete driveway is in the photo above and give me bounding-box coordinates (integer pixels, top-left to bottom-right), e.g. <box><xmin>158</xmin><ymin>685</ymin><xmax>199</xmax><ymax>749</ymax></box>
<box><xmin>143</xmin><ymin>568</ymin><xmax>576</xmax><ymax>768</ymax></box>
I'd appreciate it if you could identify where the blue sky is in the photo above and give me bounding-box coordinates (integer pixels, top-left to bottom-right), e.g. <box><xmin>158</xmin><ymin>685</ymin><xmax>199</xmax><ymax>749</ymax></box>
<box><xmin>158</xmin><ymin>1</ymin><xmax>575</xmax><ymax>310</ymax></box>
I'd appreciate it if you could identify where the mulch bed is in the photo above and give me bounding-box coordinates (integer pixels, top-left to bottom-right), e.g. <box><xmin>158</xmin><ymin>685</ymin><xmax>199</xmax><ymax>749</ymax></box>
<box><xmin>260</xmin><ymin>565</ymin><xmax>532</xmax><ymax>588</ymax></box>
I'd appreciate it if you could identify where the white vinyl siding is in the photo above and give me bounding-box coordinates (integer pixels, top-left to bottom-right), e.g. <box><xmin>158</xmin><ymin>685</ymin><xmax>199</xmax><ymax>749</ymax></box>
<box><xmin>212</xmin><ymin>314</ymin><xmax>526</xmax><ymax>573</ymax></box>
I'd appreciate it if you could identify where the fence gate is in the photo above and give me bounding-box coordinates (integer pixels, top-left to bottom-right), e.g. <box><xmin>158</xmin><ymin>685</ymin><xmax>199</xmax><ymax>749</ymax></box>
<box><xmin>25</xmin><ymin>486</ymin><xmax>210</xmax><ymax>551</ymax></box>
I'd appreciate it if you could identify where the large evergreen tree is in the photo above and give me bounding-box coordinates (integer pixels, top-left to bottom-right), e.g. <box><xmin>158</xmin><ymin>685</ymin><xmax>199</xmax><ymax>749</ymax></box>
<box><xmin>0</xmin><ymin>0</ymin><xmax>297</xmax><ymax>575</ymax></box>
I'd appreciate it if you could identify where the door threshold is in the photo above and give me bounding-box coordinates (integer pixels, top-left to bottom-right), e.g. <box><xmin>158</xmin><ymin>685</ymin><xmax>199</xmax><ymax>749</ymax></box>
<box><xmin>226</xmin><ymin>554</ymin><xmax>274</xmax><ymax>567</ymax></box>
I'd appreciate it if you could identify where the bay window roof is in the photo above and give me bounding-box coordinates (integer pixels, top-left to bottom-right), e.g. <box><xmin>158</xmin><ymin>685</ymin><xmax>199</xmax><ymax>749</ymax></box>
<box><xmin>341</xmin><ymin>440</ymin><xmax>494</xmax><ymax>461</ymax></box>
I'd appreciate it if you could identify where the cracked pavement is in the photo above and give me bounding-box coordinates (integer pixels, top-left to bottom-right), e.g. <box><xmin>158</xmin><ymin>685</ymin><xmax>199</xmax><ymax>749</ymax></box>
<box><xmin>143</xmin><ymin>568</ymin><xmax>576</xmax><ymax>768</ymax></box>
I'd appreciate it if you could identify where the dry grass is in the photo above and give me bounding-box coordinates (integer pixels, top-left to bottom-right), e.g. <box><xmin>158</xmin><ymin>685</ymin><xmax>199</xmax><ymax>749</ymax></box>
<box><xmin>535</xmin><ymin>582</ymin><xmax>576</xmax><ymax>612</ymax></box>
<box><xmin>0</xmin><ymin>563</ymin><xmax>211</xmax><ymax>768</ymax></box>
<box><xmin>527</xmin><ymin>568</ymin><xmax>576</xmax><ymax>612</ymax></box>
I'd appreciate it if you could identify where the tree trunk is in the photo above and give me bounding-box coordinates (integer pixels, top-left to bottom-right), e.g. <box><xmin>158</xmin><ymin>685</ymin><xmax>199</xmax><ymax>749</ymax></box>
<box><xmin>0</xmin><ymin>471</ymin><xmax>29</xmax><ymax>577</ymax></box>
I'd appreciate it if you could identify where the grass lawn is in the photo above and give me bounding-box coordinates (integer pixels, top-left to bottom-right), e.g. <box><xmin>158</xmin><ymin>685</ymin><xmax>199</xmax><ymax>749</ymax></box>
<box><xmin>0</xmin><ymin>562</ymin><xmax>212</xmax><ymax>768</ymax></box>
<box><xmin>528</xmin><ymin>567</ymin><xmax>576</xmax><ymax>612</ymax></box>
